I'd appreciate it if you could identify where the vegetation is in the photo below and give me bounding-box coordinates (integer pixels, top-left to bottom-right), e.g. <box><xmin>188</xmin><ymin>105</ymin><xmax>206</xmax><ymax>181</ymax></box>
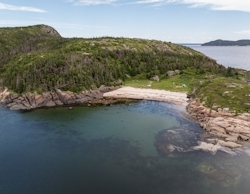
<box><xmin>0</xmin><ymin>24</ymin><xmax>249</xmax><ymax>112</ymax></box>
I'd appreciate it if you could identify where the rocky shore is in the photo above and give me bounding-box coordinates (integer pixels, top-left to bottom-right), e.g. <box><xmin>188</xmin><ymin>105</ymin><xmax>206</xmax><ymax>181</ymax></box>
<box><xmin>0</xmin><ymin>86</ymin><xmax>121</xmax><ymax>110</ymax></box>
<box><xmin>187</xmin><ymin>99</ymin><xmax>250</xmax><ymax>148</ymax></box>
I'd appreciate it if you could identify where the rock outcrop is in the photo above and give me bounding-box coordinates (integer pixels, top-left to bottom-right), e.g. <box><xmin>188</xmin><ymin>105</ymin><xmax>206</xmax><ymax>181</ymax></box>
<box><xmin>0</xmin><ymin>86</ymin><xmax>118</xmax><ymax>110</ymax></box>
<box><xmin>41</xmin><ymin>24</ymin><xmax>61</xmax><ymax>38</ymax></box>
<box><xmin>187</xmin><ymin>99</ymin><xmax>250</xmax><ymax>146</ymax></box>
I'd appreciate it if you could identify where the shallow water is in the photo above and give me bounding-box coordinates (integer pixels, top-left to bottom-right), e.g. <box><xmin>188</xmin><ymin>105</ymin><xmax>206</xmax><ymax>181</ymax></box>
<box><xmin>0</xmin><ymin>101</ymin><xmax>250</xmax><ymax>194</ymax></box>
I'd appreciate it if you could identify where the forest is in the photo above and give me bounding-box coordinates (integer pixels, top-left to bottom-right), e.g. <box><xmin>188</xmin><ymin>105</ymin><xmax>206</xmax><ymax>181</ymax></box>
<box><xmin>0</xmin><ymin>25</ymin><xmax>234</xmax><ymax>94</ymax></box>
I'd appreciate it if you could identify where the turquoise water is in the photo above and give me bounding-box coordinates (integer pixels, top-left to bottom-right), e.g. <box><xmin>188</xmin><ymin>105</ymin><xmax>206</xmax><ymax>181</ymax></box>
<box><xmin>0</xmin><ymin>101</ymin><xmax>250</xmax><ymax>194</ymax></box>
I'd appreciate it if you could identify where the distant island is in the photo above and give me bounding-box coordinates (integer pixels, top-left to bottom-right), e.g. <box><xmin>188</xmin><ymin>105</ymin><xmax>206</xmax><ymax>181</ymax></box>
<box><xmin>202</xmin><ymin>39</ymin><xmax>250</xmax><ymax>46</ymax></box>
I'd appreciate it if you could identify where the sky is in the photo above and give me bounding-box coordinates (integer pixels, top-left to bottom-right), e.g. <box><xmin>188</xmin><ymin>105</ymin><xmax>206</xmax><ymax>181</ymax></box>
<box><xmin>0</xmin><ymin>0</ymin><xmax>249</xmax><ymax>43</ymax></box>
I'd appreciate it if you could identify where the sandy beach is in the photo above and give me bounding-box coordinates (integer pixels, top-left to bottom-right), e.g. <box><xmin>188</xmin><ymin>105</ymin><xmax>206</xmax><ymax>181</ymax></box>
<box><xmin>103</xmin><ymin>86</ymin><xmax>188</xmax><ymax>106</ymax></box>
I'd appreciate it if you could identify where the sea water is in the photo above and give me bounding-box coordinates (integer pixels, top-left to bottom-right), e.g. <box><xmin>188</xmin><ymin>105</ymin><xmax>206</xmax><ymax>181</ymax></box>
<box><xmin>0</xmin><ymin>101</ymin><xmax>250</xmax><ymax>194</ymax></box>
<box><xmin>188</xmin><ymin>45</ymin><xmax>250</xmax><ymax>70</ymax></box>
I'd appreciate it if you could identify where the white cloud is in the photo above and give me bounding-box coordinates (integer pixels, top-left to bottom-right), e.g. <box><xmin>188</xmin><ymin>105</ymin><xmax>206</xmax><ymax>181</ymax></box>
<box><xmin>134</xmin><ymin>0</ymin><xmax>250</xmax><ymax>12</ymax></box>
<box><xmin>0</xmin><ymin>2</ymin><xmax>46</xmax><ymax>12</ymax></box>
<box><xmin>73</xmin><ymin>0</ymin><xmax>117</xmax><ymax>6</ymax></box>
<box><xmin>235</xmin><ymin>30</ymin><xmax>250</xmax><ymax>35</ymax></box>
<box><xmin>136</xmin><ymin>0</ymin><xmax>165</xmax><ymax>3</ymax></box>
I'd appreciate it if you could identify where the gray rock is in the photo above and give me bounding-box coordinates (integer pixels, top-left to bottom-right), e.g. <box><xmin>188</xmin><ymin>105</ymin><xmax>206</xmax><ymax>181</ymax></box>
<box><xmin>150</xmin><ymin>75</ymin><xmax>160</xmax><ymax>82</ymax></box>
<box><xmin>218</xmin><ymin>140</ymin><xmax>242</xmax><ymax>148</ymax></box>
<box><xmin>54</xmin><ymin>100</ymin><xmax>63</xmax><ymax>106</ymax></box>
<box><xmin>45</xmin><ymin>100</ymin><xmax>56</xmax><ymax>107</ymax></box>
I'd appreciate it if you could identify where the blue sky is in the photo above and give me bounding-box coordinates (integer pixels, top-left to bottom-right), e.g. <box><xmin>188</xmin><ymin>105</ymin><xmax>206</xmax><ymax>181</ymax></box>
<box><xmin>0</xmin><ymin>0</ymin><xmax>249</xmax><ymax>43</ymax></box>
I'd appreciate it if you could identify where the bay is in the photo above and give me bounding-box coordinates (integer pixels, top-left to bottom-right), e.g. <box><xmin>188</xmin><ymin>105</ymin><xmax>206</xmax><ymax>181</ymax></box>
<box><xmin>188</xmin><ymin>45</ymin><xmax>250</xmax><ymax>70</ymax></box>
<box><xmin>1</xmin><ymin>101</ymin><xmax>250</xmax><ymax>194</ymax></box>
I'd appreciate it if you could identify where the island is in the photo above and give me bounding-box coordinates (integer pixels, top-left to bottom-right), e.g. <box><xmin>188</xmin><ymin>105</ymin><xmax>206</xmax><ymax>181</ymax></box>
<box><xmin>202</xmin><ymin>39</ymin><xmax>250</xmax><ymax>46</ymax></box>
<box><xmin>1</xmin><ymin>24</ymin><xmax>250</xmax><ymax>149</ymax></box>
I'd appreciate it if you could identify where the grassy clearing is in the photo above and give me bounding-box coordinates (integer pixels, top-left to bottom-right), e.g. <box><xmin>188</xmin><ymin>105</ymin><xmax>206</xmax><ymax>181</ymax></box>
<box><xmin>124</xmin><ymin>75</ymin><xmax>192</xmax><ymax>92</ymax></box>
<box><xmin>124</xmin><ymin>74</ymin><xmax>250</xmax><ymax>113</ymax></box>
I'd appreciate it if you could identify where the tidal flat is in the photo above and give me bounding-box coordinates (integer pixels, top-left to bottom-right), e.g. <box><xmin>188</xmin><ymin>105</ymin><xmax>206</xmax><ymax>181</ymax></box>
<box><xmin>0</xmin><ymin>101</ymin><xmax>250</xmax><ymax>194</ymax></box>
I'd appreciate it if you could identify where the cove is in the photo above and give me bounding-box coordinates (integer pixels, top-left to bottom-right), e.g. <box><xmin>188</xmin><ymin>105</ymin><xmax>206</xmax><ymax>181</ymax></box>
<box><xmin>0</xmin><ymin>101</ymin><xmax>250</xmax><ymax>194</ymax></box>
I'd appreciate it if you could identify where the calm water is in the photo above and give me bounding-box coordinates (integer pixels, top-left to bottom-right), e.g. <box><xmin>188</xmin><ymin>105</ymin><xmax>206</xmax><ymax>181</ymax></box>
<box><xmin>1</xmin><ymin>101</ymin><xmax>250</xmax><ymax>194</ymax></box>
<box><xmin>188</xmin><ymin>45</ymin><xmax>250</xmax><ymax>70</ymax></box>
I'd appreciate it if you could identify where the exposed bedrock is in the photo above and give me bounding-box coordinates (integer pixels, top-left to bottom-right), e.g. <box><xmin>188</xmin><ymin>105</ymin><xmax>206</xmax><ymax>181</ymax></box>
<box><xmin>0</xmin><ymin>86</ymin><xmax>119</xmax><ymax>110</ymax></box>
<box><xmin>187</xmin><ymin>99</ymin><xmax>250</xmax><ymax>147</ymax></box>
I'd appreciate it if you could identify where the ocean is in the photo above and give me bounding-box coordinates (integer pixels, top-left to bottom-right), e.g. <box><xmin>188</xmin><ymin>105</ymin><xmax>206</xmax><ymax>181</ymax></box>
<box><xmin>188</xmin><ymin>45</ymin><xmax>250</xmax><ymax>70</ymax></box>
<box><xmin>0</xmin><ymin>101</ymin><xmax>250</xmax><ymax>194</ymax></box>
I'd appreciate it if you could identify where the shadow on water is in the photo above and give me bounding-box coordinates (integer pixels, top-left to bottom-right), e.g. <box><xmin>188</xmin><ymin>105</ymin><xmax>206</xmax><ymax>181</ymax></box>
<box><xmin>0</xmin><ymin>102</ymin><xmax>250</xmax><ymax>194</ymax></box>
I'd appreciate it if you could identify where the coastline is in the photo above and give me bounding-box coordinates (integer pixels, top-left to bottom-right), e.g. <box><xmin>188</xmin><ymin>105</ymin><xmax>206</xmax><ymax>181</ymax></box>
<box><xmin>0</xmin><ymin>86</ymin><xmax>121</xmax><ymax>111</ymax></box>
<box><xmin>1</xmin><ymin>86</ymin><xmax>250</xmax><ymax>150</ymax></box>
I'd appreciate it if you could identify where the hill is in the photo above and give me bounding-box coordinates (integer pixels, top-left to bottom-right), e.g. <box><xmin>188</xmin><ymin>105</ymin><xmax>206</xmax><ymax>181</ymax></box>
<box><xmin>202</xmin><ymin>39</ymin><xmax>250</xmax><ymax>46</ymax></box>
<box><xmin>0</xmin><ymin>25</ymin><xmax>226</xmax><ymax>94</ymax></box>
<box><xmin>0</xmin><ymin>24</ymin><xmax>61</xmax><ymax>66</ymax></box>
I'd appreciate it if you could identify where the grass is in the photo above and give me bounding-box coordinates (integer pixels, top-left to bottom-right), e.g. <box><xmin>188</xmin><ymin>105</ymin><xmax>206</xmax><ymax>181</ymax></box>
<box><xmin>124</xmin><ymin>74</ymin><xmax>250</xmax><ymax>114</ymax></box>
<box><xmin>124</xmin><ymin>75</ymin><xmax>192</xmax><ymax>92</ymax></box>
<box><xmin>197</xmin><ymin>77</ymin><xmax>250</xmax><ymax>113</ymax></box>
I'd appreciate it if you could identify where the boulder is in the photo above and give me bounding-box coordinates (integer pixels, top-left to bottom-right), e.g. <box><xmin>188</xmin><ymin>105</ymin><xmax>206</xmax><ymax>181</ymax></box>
<box><xmin>167</xmin><ymin>70</ymin><xmax>180</xmax><ymax>77</ymax></box>
<box><xmin>55</xmin><ymin>89</ymin><xmax>73</xmax><ymax>104</ymax></box>
<box><xmin>150</xmin><ymin>75</ymin><xmax>160</xmax><ymax>82</ymax></box>
<box><xmin>167</xmin><ymin>71</ymin><xmax>175</xmax><ymax>77</ymax></box>
<box><xmin>45</xmin><ymin>100</ymin><xmax>56</xmax><ymax>107</ymax></box>
<box><xmin>9</xmin><ymin>103</ymin><xmax>27</xmax><ymax>110</ymax></box>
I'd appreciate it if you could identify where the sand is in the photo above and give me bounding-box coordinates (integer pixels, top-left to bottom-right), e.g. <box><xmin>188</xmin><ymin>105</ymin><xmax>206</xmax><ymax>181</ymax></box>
<box><xmin>103</xmin><ymin>86</ymin><xmax>188</xmax><ymax>106</ymax></box>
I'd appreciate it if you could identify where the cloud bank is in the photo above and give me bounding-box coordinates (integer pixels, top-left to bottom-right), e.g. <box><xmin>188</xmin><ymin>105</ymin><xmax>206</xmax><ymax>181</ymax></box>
<box><xmin>0</xmin><ymin>2</ymin><xmax>46</xmax><ymax>12</ymax></box>
<box><xmin>69</xmin><ymin>0</ymin><xmax>250</xmax><ymax>12</ymax></box>
<box><xmin>135</xmin><ymin>0</ymin><xmax>250</xmax><ymax>12</ymax></box>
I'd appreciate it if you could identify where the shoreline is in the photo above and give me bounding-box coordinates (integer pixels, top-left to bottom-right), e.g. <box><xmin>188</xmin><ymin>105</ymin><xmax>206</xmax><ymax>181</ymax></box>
<box><xmin>1</xmin><ymin>86</ymin><xmax>250</xmax><ymax>150</ymax></box>
<box><xmin>0</xmin><ymin>86</ymin><xmax>120</xmax><ymax>110</ymax></box>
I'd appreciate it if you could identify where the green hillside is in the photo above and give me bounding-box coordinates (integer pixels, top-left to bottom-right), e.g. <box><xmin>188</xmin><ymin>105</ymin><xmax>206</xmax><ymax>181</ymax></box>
<box><xmin>0</xmin><ymin>25</ymin><xmax>227</xmax><ymax>94</ymax></box>
<box><xmin>0</xmin><ymin>24</ymin><xmax>61</xmax><ymax>66</ymax></box>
